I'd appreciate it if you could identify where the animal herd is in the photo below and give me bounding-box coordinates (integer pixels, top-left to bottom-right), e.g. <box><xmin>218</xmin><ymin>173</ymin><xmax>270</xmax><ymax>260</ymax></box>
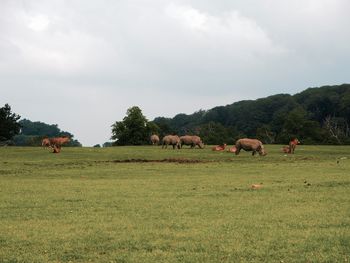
<box><xmin>150</xmin><ymin>134</ymin><xmax>300</xmax><ymax>156</ymax></box>
<box><xmin>159</xmin><ymin>135</ymin><xmax>205</xmax><ymax>149</ymax></box>
<box><xmin>42</xmin><ymin>136</ymin><xmax>70</xmax><ymax>153</ymax></box>
<box><xmin>41</xmin><ymin>134</ymin><xmax>300</xmax><ymax>155</ymax></box>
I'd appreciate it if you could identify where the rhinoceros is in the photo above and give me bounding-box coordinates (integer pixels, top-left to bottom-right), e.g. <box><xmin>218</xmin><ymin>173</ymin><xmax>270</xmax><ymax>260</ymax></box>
<box><xmin>235</xmin><ymin>138</ymin><xmax>267</xmax><ymax>156</ymax></box>
<box><xmin>150</xmin><ymin>134</ymin><xmax>160</xmax><ymax>145</ymax></box>
<box><xmin>162</xmin><ymin>135</ymin><xmax>181</xmax><ymax>149</ymax></box>
<box><xmin>180</xmin><ymin>135</ymin><xmax>204</xmax><ymax>149</ymax></box>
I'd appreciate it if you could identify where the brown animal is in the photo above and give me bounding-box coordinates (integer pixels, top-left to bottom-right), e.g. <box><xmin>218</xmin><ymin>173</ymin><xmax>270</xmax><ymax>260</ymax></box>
<box><xmin>150</xmin><ymin>134</ymin><xmax>160</xmax><ymax>145</ymax></box>
<box><xmin>235</xmin><ymin>138</ymin><xmax>267</xmax><ymax>156</ymax></box>
<box><xmin>212</xmin><ymin>143</ymin><xmax>226</xmax><ymax>151</ymax></box>
<box><xmin>251</xmin><ymin>184</ymin><xmax>263</xmax><ymax>190</ymax></box>
<box><xmin>289</xmin><ymin>138</ymin><xmax>300</xmax><ymax>154</ymax></box>
<box><xmin>228</xmin><ymin>146</ymin><xmax>237</xmax><ymax>153</ymax></box>
<box><xmin>41</xmin><ymin>138</ymin><xmax>51</xmax><ymax>149</ymax></box>
<box><xmin>282</xmin><ymin>138</ymin><xmax>300</xmax><ymax>154</ymax></box>
<box><xmin>180</xmin><ymin>135</ymin><xmax>204</xmax><ymax>149</ymax></box>
<box><xmin>49</xmin><ymin>136</ymin><xmax>70</xmax><ymax>153</ymax></box>
<box><xmin>162</xmin><ymin>135</ymin><xmax>180</xmax><ymax>149</ymax></box>
<box><xmin>282</xmin><ymin>145</ymin><xmax>290</xmax><ymax>153</ymax></box>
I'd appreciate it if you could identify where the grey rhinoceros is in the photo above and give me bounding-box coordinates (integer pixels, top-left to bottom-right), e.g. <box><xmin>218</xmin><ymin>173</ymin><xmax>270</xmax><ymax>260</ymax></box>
<box><xmin>162</xmin><ymin>135</ymin><xmax>181</xmax><ymax>149</ymax></box>
<box><xmin>180</xmin><ymin>135</ymin><xmax>204</xmax><ymax>149</ymax></box>
<box><xmin>150</xmin><ymin>134</ymin><xmax>160</xmax><ymax>145</ymax></box>
<box><xmin>235</xmin><ymin>138</ymin><xmax>267</xmax><ymax>156</ymax></box>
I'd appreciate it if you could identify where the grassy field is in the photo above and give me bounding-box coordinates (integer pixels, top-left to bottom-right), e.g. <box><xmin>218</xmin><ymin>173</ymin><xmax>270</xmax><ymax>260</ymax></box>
<box><xmin>0</xmin><ymin>145</ymin><xmax>349</xmax><ymax>262</ymax></box>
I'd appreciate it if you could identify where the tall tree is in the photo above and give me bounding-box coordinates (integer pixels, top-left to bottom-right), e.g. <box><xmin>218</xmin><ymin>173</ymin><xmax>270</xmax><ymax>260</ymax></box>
<box><xmin>12</xmin><ymin>119</ymin><xmax>82</xmax><ymax>146</ymax></box>
<box><xmin>0</xmin><ymin>104</ymin><xmax>21</xmax><ymax>142</ymax></box>
<box><xmin>111</xmin><ymin>106</ymin><xmax>155</xmax><ymax>145</ymax></box>
<box><xmin>198</xmin><ymin>122</ymin><xmax>236</xmax><ymax>145</ymax></box>
<box><xmin>153</xmin><ymin>85</ymin><xmax>350</xmax><ymax>145</ymax></box>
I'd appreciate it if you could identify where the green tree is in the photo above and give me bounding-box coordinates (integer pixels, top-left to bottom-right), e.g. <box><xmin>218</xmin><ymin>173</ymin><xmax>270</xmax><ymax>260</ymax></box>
<box><xmin>146</xmin><ymin>121</ymin><xmax>160</xmax><ymax>136</ymax></box>
<box><xmin>323</xmin><ymin>116</ymin><xmax>349</xmax><ymax>144</ymax></box>
<box><xmin>12</xmin><ymin>119</ymin><xmax>82</xmax><ymax>146</ymax></box>
<box><xmin>111</xmin><ymin>106</ymin><xmax>152</xmax><ymax>145</ymax></box>
<box><xmin>19</xmin><ymin>119</ymin><xmax>61</xmax><ymax>137</ymax></box>
<box><xmin>283</xmin><ymin>107</ymin><xmax>307</xmax><ymax>136</ymax></box>
<box><xmin>153</xmin><ymin>117</ymin><xmax>173</xmax><ymax>137</ymax></box>
<box><xmin>256</xmin><ymin>124</ymin><xmax>276</xmax><ymax>144</ymax></box>
<box><xmin>151</xmin><ymin>84</ymin><xmax>350</xmax><ymax>145</ymax></box>
<box><xmin>198</xmin><ymin>122</ymin><xmax>236</xmax><ymax>145</ymax></box>
<box><xmin>276</xmin><ymin>107</ymin><xmax>323</xmax><ymax>144</ymax></box>
<box><xmin>0</xmin><ymin>104</ymin><xmax>21</xmax><ymax>142</ymax></box>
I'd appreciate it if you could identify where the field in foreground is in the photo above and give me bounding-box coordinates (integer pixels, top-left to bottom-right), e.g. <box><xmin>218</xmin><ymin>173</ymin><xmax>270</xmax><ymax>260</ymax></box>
<box><xmin>0</xmin><ymin>145</ymin><xmax>349</xmax><ymax>262</ymax></box>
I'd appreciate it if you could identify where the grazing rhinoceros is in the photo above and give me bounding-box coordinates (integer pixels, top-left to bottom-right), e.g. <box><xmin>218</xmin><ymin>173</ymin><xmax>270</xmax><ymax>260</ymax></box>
<box><xmin>162</xmin><ymin>135</ymin><xmax>181</xmax><ymax>149</ymax></box>
<box><xmin>235</xmin><ymin>138</ymin><xmax>267</xmax><ymax>156</ymax></box>
<box><xmin>150</xmin><ymin>134</ymin><xmax>160</xmax><ymax>145</ymax></box>
<box><xmin>180</xmin><ymin>135</ymin><xmax>204</xmax><ymax>149</ymax></box>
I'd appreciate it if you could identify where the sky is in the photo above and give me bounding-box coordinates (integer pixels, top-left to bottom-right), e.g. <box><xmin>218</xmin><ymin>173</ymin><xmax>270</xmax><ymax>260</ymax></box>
<box><xmin>1</xmin><ymin>0</ymin><xmax>349</xmax><ymax>146</ymax></box>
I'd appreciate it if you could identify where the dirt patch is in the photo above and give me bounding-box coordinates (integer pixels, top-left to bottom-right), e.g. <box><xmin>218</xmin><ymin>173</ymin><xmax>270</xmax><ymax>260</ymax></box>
<box><xmin>110</xmin><ymin>158</ymin><xmax>206</xmax><ymax>164</ymax></box>
<box><xmin>299</xmin><ymin>157</ymin><xmax>315</xmax><ymax>160</ymax></box>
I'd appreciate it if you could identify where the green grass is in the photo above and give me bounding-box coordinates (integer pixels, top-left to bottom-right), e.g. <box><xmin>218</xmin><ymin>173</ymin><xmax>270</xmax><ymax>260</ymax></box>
<box><xmin>0</xmin><ymin>145</ymin><xmax>349</xmax><ymax>262</ymax></box>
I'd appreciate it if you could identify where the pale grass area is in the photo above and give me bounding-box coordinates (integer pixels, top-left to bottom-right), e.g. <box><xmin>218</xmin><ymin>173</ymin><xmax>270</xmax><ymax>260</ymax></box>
<box><xmin>0</xmin><ymin>145</ymin><xmax>349</xmax><ymax>262</ymax></box>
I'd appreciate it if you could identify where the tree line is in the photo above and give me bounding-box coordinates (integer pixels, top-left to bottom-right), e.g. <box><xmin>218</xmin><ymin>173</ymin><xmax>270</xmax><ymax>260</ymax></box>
<box><xmin>152</xmin><ymin>84</ymin><xmax>350</xmax><ymax>145</ymax></box>
<box><xmin>0</xmin><ymin>104</ymin><xmax>81</xmax><ymax>146</ymax></box>
<box><xmin>1</xmin><ymin>84</ymin><xmax>350</xmax><ymax>146</ymax></box>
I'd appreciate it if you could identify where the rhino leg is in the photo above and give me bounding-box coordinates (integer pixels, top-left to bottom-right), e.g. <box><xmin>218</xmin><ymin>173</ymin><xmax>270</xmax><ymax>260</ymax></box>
<box><xmin>235</xmin><ymin>147</ymin><xmax>241</xmax><ymax>155</ymax></box>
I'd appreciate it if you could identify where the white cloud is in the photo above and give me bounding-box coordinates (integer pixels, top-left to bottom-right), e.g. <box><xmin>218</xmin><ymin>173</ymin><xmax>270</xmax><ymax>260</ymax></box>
<box><xmin>0</xmin><ymin>0</ymin><xmax>349</xmax><ymax>145</ymax></box>
<box><xmin>166</xmin><ymin>4</ymin><xmax>208</xmax><ymax>31</ymax></box>
<box><xmin>165</xmin><ymin>4</ymin><xmax>286</xmax><ymax>58</ymax></box>
<box><xmin>27</xmin><ymin>14</ymin><xmax>50</xmax><ymax>31</ymax></box>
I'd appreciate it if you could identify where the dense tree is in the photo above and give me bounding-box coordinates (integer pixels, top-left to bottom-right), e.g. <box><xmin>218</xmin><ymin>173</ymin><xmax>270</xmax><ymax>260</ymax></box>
<box><xmin>153</xmin><ymin>117</ymin><xmax>174</xmax><ymax>136</ymax></box>
<box><xmin>256</xmin><ymin>124</ymin><xmax>276</xmax><ymax>144</ymax></box>
<box><xmin>13</xmin><ymin>119</ymin><xmax>82</xmax><ymax>146</ymax></box>
<box><xmin>198</xmin><ymin>122</ymin><xmax>237</xmax><ymax>145</ymax></box>
<box><xmin>153</xmin><ymin>84</ymin><xmax>350</xmax><ymax>145</ymax></box>
<box><xmin>146</xmin><ymin>121</ymin><xmax>161</xmax><ymax>136</ymax></box>
<box><xmin>323</xmin><ymin>116</ymin><xmax>350</xmax><ymax>144</ymax></box>
<box><xmin>111</xmin><ymin>106</ymin><xmax>158</xmax><ymax>145</ymax></box>
<box><xmin>19</xmin><ymin>119</ymin><xmax>62</xmax><ymax>137</ymax></box>
<box><xmin>0</xmin><ymin>104</ymin><xmax>21</xmax><ymax>142</ymax></box>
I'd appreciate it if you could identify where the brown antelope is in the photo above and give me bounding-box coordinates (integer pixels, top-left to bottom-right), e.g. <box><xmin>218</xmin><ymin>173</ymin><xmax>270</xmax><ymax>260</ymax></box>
<box><xmin>48</xmin><ymin>136</ymin><xmax>70</xmax><ymax>153</ymax></box>
<box><xmin>212</xmin><ymin>143</ymin><xmax>227</xmax><ymax>151</ymax></box>
<box><xmin>289</xmin><ymin>138</ymin><xmax>300</xmax><ymax>154</ymax></box>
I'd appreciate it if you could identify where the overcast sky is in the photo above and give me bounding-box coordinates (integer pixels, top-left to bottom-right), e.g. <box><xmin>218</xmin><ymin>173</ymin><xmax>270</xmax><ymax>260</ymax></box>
<box><xmin>1</xmin><ymin>0</ymin><xmax>349</xmax><ymax>146</ymax></box>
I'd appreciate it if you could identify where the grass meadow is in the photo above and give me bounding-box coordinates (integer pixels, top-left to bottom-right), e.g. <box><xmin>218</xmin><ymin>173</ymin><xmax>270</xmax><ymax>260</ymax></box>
<box><xmin>0</xmin><ymin>145</ymin><xmax>349</xmax><ymax>262</ymax></box>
